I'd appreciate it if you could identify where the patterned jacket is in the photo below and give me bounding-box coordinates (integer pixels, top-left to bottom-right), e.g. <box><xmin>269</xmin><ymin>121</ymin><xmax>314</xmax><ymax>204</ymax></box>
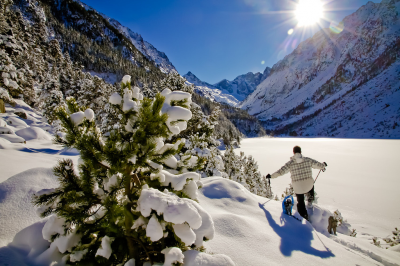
<box><xmin>271</xmin><ymin>153</ymin><xmax>326</xmax><ymax>194</ymax></box>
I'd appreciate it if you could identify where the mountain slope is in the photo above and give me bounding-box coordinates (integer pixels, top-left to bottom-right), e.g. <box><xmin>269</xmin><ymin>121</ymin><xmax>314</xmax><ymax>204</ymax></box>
<box><xmin>240</xmin><ymin>0</ymin><xmax>400</xmax><ymax>138</ymax></box>
<box><xmin>107</xmin><ymin>17</ymin><xmax>176</xmax><ymax>74</ymax></box>
<box><xmin>70</xmin><ymin>0</ymin><xmax>177</xmax><ymax>74</ymax></box>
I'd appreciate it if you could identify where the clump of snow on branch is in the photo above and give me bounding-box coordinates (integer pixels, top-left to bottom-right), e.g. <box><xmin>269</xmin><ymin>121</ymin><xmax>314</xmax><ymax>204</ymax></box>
<box><xmin>162</xmin><ymin>247</ymin><xmax>184</xmax><ymax>266</ymax></box>
<box><xmin>95</xmin><ymin>235</ymin><xmax>114</xmax><ymax>259</ymax></box>
<box><xmin>161</xmin><ymin>88</ymin><xmax>192</xmax><ymax>135</ymax></box>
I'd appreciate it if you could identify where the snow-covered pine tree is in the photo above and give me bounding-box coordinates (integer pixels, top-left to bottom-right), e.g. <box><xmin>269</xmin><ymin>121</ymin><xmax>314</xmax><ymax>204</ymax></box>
<box><xmin>281</xmin><ymin>183</ymin><xmax>294</xmax><ymax>199</ymax></box>
<box><xmin>243</xmin><ymin>155</ymin><xmax>273</xmax><ymax>198</ymax></box>
<box><xmin>33</xmin><ymin>76</ymin><xmax>217</xmax><ymax>266</ymax></box>
<box><xmin>0</xmin><ymin>44</ymin><xmax>22</xmax><ymax>105</ymax></box>
<box><xmin>158</xmin><ymin>72</ymin><xmax>194</xmax><ymax>94</ymax></box>
<box><xmin>223</xmin><ymin>146</ymin><xmax>247</xmax><ymax>188</ymax></box>
<box><xmin>177</xmin><ymin>103</ymin><xmax>226</xmax><ymax>177</ymax></box>
<box><xmin>37</xmin><ymin>74</ymin><xmax>65</xmax><ymax>128</ymax></box>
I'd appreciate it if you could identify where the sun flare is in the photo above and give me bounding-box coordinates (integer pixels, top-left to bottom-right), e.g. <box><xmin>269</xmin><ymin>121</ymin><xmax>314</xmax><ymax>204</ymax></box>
<box><xmin>295</xmin><ymin>0</ymin><xmax>323</xmax><ymax>26</ymax></box>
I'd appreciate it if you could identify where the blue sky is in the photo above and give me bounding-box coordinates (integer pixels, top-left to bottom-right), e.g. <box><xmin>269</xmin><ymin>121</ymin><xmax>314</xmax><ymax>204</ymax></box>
<box><xmin>81</xmin><ymin>0</ymin><xmax>378</xmax><ymax>84</ymax></box>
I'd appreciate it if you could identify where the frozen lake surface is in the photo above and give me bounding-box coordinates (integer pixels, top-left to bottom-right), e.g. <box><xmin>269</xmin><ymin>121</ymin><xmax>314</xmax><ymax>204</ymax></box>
<box><xmin>236</xmin><ymin>137</ymin><xmax>400</xmax><ymax>237</ymax></box>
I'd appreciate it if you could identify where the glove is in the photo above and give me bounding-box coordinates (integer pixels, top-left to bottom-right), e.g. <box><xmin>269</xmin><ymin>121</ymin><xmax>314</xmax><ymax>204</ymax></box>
<box><xmin>324</xmin><ymin>162</ymin><xmax>328</xmax><ymax>166</ymax></box>
<box><xmin>266</xmin><ymin>174</ymin><xmax>271</xmax><ymax>179</ymax></box>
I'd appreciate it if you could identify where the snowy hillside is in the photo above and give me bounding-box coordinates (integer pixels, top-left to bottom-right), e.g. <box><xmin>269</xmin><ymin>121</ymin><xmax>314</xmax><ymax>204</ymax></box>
<box><xmin>240</xmin><ymin>0</ymin><xmax>400</xmax><ymax>138</ymax></box>
<box><xmin>184</xmin><ymin>72</ymin><xmax>240</xmax><ymax>106</ymax></box>
<box><xmin>107</xmin><ymin>18</ymin><xmax>177</xmax><ymax>74</ymax></box>
<box><xmin>1</xmin><ymin>102</ymin><xmax>399</xmax><ymax>265</ymax></box>
<box><xmin>214</xmin><ymin>67</ymin><xmax>271</xmax><ymax>101</ymax></box>
<box><xmin>72</xmin><ymin>0</ymin><xmax>177</xmax><ymax>74</ymax></box>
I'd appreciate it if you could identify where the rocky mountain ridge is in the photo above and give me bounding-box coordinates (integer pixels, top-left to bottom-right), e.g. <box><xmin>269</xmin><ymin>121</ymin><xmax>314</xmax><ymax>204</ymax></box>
<box><xmin>183</xmin><ymin>67</ymin><xmax>271</xmax><ymax>106</ymax></box>
<box><xmin>214</xmin><ymin>67</ymin><xmax>271</xmax><ymax>101</ymax></box>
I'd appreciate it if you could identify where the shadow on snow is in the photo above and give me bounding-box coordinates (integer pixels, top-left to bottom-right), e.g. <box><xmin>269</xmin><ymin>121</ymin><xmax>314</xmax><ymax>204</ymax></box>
<box><xmin>259</xmin><ymin>203</ymin><xmax>335</xmax><ymax>259</ymax></box>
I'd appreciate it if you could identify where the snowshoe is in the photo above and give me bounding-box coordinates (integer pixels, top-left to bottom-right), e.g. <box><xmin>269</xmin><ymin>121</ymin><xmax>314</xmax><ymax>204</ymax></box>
<box><xmin>282</xmin><ymin>195</ymin><xmax>294</xmax><ymax>215</ymax></box>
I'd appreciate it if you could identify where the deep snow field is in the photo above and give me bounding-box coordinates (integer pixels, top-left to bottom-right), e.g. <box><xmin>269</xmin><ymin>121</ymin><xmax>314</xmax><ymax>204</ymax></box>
<box><xmin>235</xmin><ymin>137</ymin><xmax>400</xmax><ymax>238</ymax></box>
<box><xmin>0</xmin><ymin>101</ymin><xmax>399</xmax><ymax>265</ymax></box>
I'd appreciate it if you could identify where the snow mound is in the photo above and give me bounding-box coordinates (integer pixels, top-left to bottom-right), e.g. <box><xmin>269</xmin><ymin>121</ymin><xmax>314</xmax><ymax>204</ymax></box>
<box><xmin>15</xmin><ymin>127</ymin><xmax>53</xmax><ymax>141</ymax></box>
<box><xmin>0</xmin><ymin>126</ymin><xmax>14</xmax><ymax>134</ymax></box>
<box><xmin>5</xmin><ymin>116</ymin><xmax>28</xmax><ymax>129</ymax></box>
<box><xmin>0</xmin><ymin>168</ymin><xmax>59</xmax><ymax>247</ymax></box>
<box><xmin>0</xmin><ymin>137</ymin><xmax>12</xmax><ymax>148</ymax></box>
<box><xmin>183</xmin><ymin>250</ymin><xmax>235</xmax><ymax>266</ymax></box>
<box><xmin>201</xmin><ymin>177</ymin><xmax>248</xmax><ymax>203</ymax></box>
<box><xmin>198</xmin><ymin>177</ymin><xmax>400</xmax><ymax>266</ymax></box>
<box><xmin>0</xmin><ymin>133</ymin><xmax>25</xmax><ymax>143</ymax></box>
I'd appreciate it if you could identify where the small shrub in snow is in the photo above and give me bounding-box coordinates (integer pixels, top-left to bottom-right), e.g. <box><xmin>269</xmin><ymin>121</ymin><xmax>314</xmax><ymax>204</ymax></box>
<box><xmin>350</xmin><ymin>229</ymin><xmax>357</xmax><ymax>237</ymax></box>
<box><xmin>383</xmin><ymin>227</ymin><xmax>400</xmax><ymax>247</ymax></box>
<box><xmin>372</xmin><ymin>237</ymin><xmax>381</xmax><ymax>248</ymax></box>
<box><xmin>33</xmin><ymin>76</ymin><xmax>223</xmax><ymax>265</ymax></box>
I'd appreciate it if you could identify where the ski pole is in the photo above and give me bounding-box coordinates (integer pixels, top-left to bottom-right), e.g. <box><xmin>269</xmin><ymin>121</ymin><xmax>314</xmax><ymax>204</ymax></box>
<box><xmin>314</xmin><ymin>166</ymin><xmax>326</xmax><ymax>183</ymax></box>
<box><xmin>314</xmin><ymin>170</ymin><xmax>322</xmax><ymax>183</ymax></box>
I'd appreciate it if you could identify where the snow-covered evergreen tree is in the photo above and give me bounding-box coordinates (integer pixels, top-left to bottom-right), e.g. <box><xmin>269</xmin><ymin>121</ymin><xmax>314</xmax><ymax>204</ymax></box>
<box><xmin>281</xmin><ymin>183</ymin><xmax>294</xmax><ymax>200</ymax></box>
<box><xmin>37</xmin><ymin>74</ymin><xmax>65</xmax><ymax>127</ymax></box>
<box><xmin>178</xmin><ymin>103</ymin><xmax>226</xmax><ymax>177</ymax></box>
<box><xmin>223</xmin><ymin>146</ymin><xmax>246</xmax><ymax>186</ymax></box>
<box><xmin>223</xmin><ymin>147</ymin><xmax>272</xmax><ymax>197</ymax></box>
<box><xmin>243</xmin><ymin>155</ymin><xmax>273</xmax><ymax>198</ymax></box>
<box><xmin>33</xmin><ymin>76</ymin><xmax>218</xmax><ymax>265</ymax></box>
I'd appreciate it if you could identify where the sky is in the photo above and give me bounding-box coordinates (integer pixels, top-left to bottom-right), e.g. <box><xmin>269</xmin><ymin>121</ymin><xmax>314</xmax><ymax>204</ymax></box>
<box><xmin>81</xmin><ymin>0</ymin><xmax>378</xmax><ymax>84</ymax></box>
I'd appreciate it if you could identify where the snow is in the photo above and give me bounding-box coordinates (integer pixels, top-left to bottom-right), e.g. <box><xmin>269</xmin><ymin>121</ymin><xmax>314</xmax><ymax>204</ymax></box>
<box><xmin>183</xmin><ymin>250</ymin><xmax>235</xmax><ymax>266</ymax></box>
<box><xmin>200</xmin><ymin>176</ymin><xmax>400</xmax><ymax>266</ymax></box>
<box><xmin>137</xmin><ymin>188</ymin><xmax>203</xmax><ymax>230</ymax></box>
<box><xmin>109</xmin><ymin>92</ymin><xmax>122</xmax><ymax>105</ymax></box>
<box><xmin>146</xmin><ymin>214</ymin><xmax>164</xmax><ymax>241</ymax></box>
<box><xmin>84</xmin><ymin>108</ymin><xmax>95</xmax><ymax>121</ymax></box>
<box><xmin>235</xmin><ymin>137</ymin><xmax>400</xmax><ymax>238</ymax></box>
<box><xmin>42</xmin><ymin>215</ymin><xmax>66</xmax><ymax>241</ymax></box>
<box><xmin>124</xmin><ymin>258</ymin><xmax>135</xmax><ymax>266</ymax></box>
<box><xmin>15</xmin><ymin>126</ymin><xmax>52</xmax><ymax>141</ymax></box>
<box><xmin>123</xmin><ymin>88</ymin><xmax>139</xmax><ymax>112</ymax></box>
<box><xmin>239</xmin><ymin>0</ymin><xmax>400</xmax><ymax>138</ymax></box>
<box><xmin>0</xmin><ymin>167</ymin><xmax>60</xmax><ymax>247</ymax></box>
<box><xmin>161</xmin><ymin>170</ymin><xmax>200</xmax><ymax>191</ymax></box>
<box><xmin>161</xmin><ymin>247</ymin><xmax>184</xmax><ymax>266</ymax></box>
<box><xmin>0</xmin><ymin>133</ymin><xmax>25</xmax><ymax>143</ymax></box>
<box><xmin>172</xmin><ymin>223</ymin><xmax>196</xmax><ymax>246</ymax></box>
<box><xmin>122</xmin><ymin>75</ymin><xmax>131</xmax><ymax>84</ymax></box>
<box><xmin>0</xmin><ymin>101</ymin><xmax>399</xmax><ymax>265</ymax></box>
<box><xmin>70</xmin><ymin>249</ymin><xmax>88</xmax><ymax>262</ymax></box>
<box><xmin>104</xmin><ymin>173</ymin><xmax>120</xmax><ymax>191</ymax></box>
<box><xmin>70</xmin><ymin>111</ymin><xmax>85</xmax><ymax>126</ymax></box>
<box><xmin>95</xmin><ymin>235</ymin><xmax>114</xmax><ymax>259</ymax></box>
<box><xmin>183</xmin><ymin>72</ymin><xmax>240</xmax><ymax>107</ymax></box>
<box><xmin>160</xmin><ymin>89</ymin><xmax>192</xmax><ymax>135</ymax></box>
<box><xmin>0</xmin><ymin>126</ymin><xmax>14</xmax><ymax>134</ymax></box>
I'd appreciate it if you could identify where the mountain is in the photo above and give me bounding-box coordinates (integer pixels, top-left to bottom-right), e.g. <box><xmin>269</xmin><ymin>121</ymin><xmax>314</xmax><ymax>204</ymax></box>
<box><xmin>106</xmin><ymin>18</ymin><xmax>176</xmax><ymax>74</ymax></box>
<box><xmin>240</xmin><ymin>0</ymin><xmax>400</xmax><ymax>138</ymax></box>
<box><xmin>30</xmin><ymin>0</ymin><xmax>175</xmax><ymax>86</ymax></box>
<box><xmin>68</xmin><ymin>0</ymin><xmax>177</xmax><ymax>74</ymax></box>
<box><xmin>183</xmin><ymin>72</ymin><xmax>241</xmax><ymax>106</ymax></box>
<box><xmin>214</xmin><ymin>67</ymin><xmax>271</xmax><ymax>101</ymax></box>
<box><xmin>183</xmin><ymin>67</ymin><xmax>271</xmax><ymax>106</ymax></box>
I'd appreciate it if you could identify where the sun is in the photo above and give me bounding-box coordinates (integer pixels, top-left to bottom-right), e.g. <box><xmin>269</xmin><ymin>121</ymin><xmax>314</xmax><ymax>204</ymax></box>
<box><xmin>295</xmin><ymin>0</ymin><xmax>324</xmax><ymax>26</ymax></box>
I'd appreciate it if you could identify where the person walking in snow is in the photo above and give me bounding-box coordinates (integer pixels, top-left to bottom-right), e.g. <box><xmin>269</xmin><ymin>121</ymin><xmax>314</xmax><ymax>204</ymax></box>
<box><xmin>266</xmin><ymin>146</ymin><xmax>327</xmax><ymax>221</ymax></box>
